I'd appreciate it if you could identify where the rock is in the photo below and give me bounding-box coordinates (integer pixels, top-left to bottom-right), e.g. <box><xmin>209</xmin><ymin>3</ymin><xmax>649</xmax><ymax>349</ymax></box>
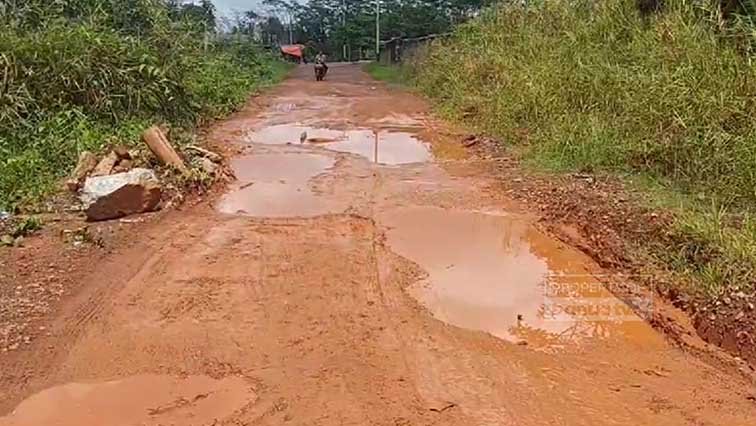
<box><xmin>187</xmin><ymin>145</ymin><xmax>222</xmax><ymax>163</ymax></box>
<box><xmin>200</xmin><ymin>158</ymin><xmax>218</xmax><ymax>175</ymax></box>
<box><xmin>142</xmin><ymin>126</ymin><xmax>187</xmax><ymax>172</ymax></box>
<box><xmin>90</xmin><ymin>151</ymin><xmax>120</xmax><ymax>177</ymax></box>
<box><xmin>80</xmin><ymin>168</ymin><xmax>162</xmax><ymax>221</ymax></box>
<box><xmin>66</xmin><ymin>151</ymin><xmax>99</xmax><ymax>191</ymax></box>
<box><xmin>112</xmin><ymin>159</ymin><xmax>133</xmax><ymax>174</ymax></box>
<box><xmin>13</xmin><ymin>236</ymin><xmax>24</xmax><ymax>247</ymax></box>
<box><xmin>1</xmin><ymin>234</ymin><xmax>13</xmax><ymax>246</ymax></box>
<box><xmin>735</xmin><ymin>311</ymin><xmax>745</xmax><ymax>321</ymax></box>
<box><xmin>113</xmin><ymin>145</ymin><xmax>131</xmax><ymax>160</ymax></box>
<box><xmin>64</xmin><ymin>179</ymin><xmax>80</xmax><ymax>192</ymax></box>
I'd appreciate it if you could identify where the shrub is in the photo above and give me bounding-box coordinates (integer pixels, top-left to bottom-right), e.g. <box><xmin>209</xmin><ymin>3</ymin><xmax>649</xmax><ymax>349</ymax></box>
<box><xmin>0</xmin><ymin>1</ymin><xmax>286</xmax><ymax>210</ymax></box>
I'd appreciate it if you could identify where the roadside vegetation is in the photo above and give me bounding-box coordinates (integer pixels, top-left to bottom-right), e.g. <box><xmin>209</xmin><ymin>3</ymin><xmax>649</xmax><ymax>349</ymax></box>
<box><xmin>391</xmin><ymin>0</ymin><xmax>756</xmax><ymax>301</ymax></box>
<box><xmin>363</xmin><ymin>62</ymin><xmax>412</xmax><ymax>85</ymax></box>
<box><xmin>0</xmin><ymin>0</ymin><xmax>288</xmax><ymax>211</ymax></box>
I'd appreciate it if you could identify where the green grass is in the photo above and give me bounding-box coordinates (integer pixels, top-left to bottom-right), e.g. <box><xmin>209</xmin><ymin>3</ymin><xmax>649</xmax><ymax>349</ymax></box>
<box><xmin>363</xmin><ymin>62</ymin><xmax>411</xmax><ymax>85</ymax></box>
<box><xmin>410</xmin><ymin>0</ymin><xmax>756</xmax><ymax>300</ymax></box>
<box><xmin>0</xmin><ymin>4</ymin><xmax>290</xmax><ymax>211</ymax></box>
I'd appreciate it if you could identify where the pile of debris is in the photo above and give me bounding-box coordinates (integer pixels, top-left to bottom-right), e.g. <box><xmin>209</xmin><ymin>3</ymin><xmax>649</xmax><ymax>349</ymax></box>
<box><xmin>66</xmin><ymin>126</ymin><xmax>224</xmax><ymax>222</ymax></box>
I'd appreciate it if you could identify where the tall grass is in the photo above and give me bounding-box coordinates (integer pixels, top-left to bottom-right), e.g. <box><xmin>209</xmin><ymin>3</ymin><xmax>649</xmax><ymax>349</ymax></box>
<box><xmin>363</xmin><ymin>62</ymin><xmax>413</xmax><ymax>85</ymax></box>
<box><xmin>0</xmin><ymin>1</ymin><xmax>287</xmax><ymax>210</ymax></box>
<box><xmin>414</xmin><ymin>0</ymin><xmax>756</xmax><ymax>298</ymax></box>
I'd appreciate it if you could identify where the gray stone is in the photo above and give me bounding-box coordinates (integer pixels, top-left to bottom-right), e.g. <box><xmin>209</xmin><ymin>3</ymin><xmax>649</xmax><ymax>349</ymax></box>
<box><xmin>80</xmin><ymin>168</ymin><xmax>162</xmax><ymax>221</ymax></box>
<box><xmin>200</xmin><ymin>158</ymin><xmax>218</xmax><ymax>175</ymax></box>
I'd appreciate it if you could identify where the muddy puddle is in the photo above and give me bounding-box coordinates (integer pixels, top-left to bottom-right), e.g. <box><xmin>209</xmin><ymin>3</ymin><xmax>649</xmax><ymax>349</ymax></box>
<box><xmin>382</xmin><ymin>207</ymin><xmax>661</xmax><ymax>348</ymax></box>
<box><xmin>245</xmin><ymin>124</ymin><xmax>431</xmax><ymax>165</ymax></box>
<box><xmin>0</xmin><ymin>375</ymin><xmax>255</xmax><ymax>426</ymax></box>
<box><xmin>218</xmin><ymin>153</ymin><xmax>340</xmax><ymax>217</ymax></box>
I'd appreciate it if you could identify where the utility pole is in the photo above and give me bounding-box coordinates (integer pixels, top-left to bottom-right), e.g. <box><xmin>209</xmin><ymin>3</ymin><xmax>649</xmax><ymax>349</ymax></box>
<box><xmin>342</xmin><ymin>0</ymin><xmax>347</xmax><ymax>61</ymax></box>
<box><xmin>288</xmin><ymin>11</ymin><xmax>293</xmax><ymax>44</ymax></box>
<box><xmin>375</xmin><ymin>0</ymin><xmax>380</xmax><ymax>60</ymax></box>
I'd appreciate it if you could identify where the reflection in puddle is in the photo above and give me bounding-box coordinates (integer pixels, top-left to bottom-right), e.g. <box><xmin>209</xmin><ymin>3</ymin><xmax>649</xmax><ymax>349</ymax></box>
<box><xmin>218</xmin><ymin>153</ymin><xmax>340</xmax><ymax>218</ymax></box>
<box><xmin>0</xmin><ymin>375</ymin><xmax>254</xmax><ymax>426</ymax></box>
<box><xmin>381</xmin><ymin>207</ymin><xmax>660</xmax><ymax>347</ymax></box>
<box><xmin>246</xmin><ymin>124</ymin><xmax>431</xmax><ymax>165</ymax></box>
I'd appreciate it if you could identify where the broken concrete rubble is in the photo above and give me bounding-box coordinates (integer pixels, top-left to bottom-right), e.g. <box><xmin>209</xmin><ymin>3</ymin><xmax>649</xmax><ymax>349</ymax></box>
<box><xmin>112</xmin><ymin>159</ymin><xmax>133</xmax><ymax>174</ymax></box>
<box><xmin>90</xmin><ymin>151</ymin><xmax>120</xmax><ymax>177</ymax></box>
<box><xmin>113</xmin><ymin>145</ymin><xmax>131</xmax><ymax>160</ymax></box>
<box><xmin>65</xmin><ymin>151</ymin><xmax>99</xmax><ymax>192</ymax></box>
<box><xmin>80</xmin><ymin>168</ymin><xmax>162</xmax><ymax>221</ymax></box>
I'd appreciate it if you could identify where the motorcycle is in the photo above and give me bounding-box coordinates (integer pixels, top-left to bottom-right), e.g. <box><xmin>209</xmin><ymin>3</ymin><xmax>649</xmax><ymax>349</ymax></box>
<box><xmin>314</xmin><ymin>63</ymin><xmax>327</xmax><ymax>81</ymax></box>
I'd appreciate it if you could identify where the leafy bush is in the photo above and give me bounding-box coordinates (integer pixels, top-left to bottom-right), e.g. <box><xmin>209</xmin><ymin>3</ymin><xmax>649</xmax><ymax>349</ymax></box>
<box><xmin>417</xmin><ymin>0</ymin><xmax>756</xmax><ymax>206</ymax></box>
<box><xmin>0</xmin><ymin>1</ymin><xmax>287</xmax><ymax>210</ymax></box>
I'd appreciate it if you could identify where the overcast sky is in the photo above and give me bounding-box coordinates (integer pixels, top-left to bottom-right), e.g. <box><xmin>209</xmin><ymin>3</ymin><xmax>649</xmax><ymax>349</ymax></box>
<box><xmin>213</xmin><ymin>0</ymin><xmax>262</xmax><ymax>14</ymax></box>
<box><xmin>210</xmin><ymin>0</ymin><xmax>303</xmax><ymax>16</ymax></box>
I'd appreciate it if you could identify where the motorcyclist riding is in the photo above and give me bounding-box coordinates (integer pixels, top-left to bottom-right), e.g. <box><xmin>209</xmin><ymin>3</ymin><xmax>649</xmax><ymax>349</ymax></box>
<box><xmin>314</xmin><ymin>51</ymin><xmax>328</xmax><ymax>81</ymax></box>
<box><xmin>315</xmin><ymin>52</ymin><xmax>327</xmax><ymax>67</ymax></box>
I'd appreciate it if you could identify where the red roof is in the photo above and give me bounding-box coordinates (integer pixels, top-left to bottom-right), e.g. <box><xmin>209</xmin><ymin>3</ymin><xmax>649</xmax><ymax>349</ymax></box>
<box><xmin>281</xmin><ymin>44</ymin><xmax>305</xmax><ymax>58</ymax></box>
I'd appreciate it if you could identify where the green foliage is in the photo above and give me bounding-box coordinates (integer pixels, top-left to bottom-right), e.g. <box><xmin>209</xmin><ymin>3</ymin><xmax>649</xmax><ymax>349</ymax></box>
<box><xmin>10</xmin><ymin>216</ymin><xmax>43</xmax><ymax>238</ymax></box>
<box><xmin>413</xmin><ymin>0</ymin><xmax>756</xmax><ymax>297</ymax></box>
<box><xmin>0</xmin><ymin>0</ymin><xmax>287</xmax><ymax>210</ymax></box>
<box><xmin>418</xmin><ymin>0</ymin><xmax>756</xmax><ymax>205</ymax></box>
<box><xmin>363</xmin><ymin>63</ymin><xmax>411</xmax><ymax>85</ymax></box>
<box><xmin>232</xmin><ymin>0</ymin><xmax>492</xmax><ymax>59</ymax></box>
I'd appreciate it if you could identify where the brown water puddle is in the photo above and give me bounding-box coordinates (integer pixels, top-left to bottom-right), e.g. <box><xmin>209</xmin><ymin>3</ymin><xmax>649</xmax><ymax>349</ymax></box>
<box><xmin>382</xmin><ymin>207</ymin><xmax>662</xmax><ymax>348</ymax></box>
<box><xmin>0</xmin><ymin>375</ymin><xmax>254</xmax><ymax>426</ymax></box>
<box><xmin>245</xmin><ymin>124</ymin><xmax>431</xmax><ymax>165</ymax></box>
<box><xmin>218</xmin><ymin>153</ymin><xmax>340</xmax><ymax>217</ymax></box>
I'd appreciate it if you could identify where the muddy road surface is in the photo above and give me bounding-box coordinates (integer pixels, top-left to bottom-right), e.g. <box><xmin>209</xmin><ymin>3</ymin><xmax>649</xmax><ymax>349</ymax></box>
<box><xmin>1</xmin><ymin>64</ymin><xmax>755</xmax><ymax>425</ymax></box>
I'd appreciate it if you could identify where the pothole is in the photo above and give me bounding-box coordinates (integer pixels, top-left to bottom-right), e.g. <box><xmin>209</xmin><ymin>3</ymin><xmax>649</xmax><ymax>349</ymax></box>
<box><xmin>0</xmin><ymin>375</ymin><xmax>255</xmax><ymax>426</ymax></box>
<box><xmin>381</xmin><ymin>206</ymin><xmax>661</xmax><ymax>348</ymax></box>
<box><xmin>217</xmin><ymin>153</ymin><xmax>342</xmax><ymax>218</ymax></box>
<box><xmin>245</xmin><ymin>124</ymin><xmax>432</xmax><ymax>165</ymax></box>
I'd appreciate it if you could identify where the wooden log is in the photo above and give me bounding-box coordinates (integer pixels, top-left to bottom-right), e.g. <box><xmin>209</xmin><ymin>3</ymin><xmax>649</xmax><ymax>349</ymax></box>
<box><xmin>141</xmin><ymin>126</ymin><xmax>187</xmax><ymax>172</ymax></box>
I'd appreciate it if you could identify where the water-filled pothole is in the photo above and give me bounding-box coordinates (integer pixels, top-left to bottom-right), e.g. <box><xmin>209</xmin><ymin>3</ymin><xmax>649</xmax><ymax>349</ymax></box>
<box><xmin>245</xmin><ymin>124</ymin><xmax>431</xmax><ymax>165</ymax></box>
<box><xmin>0</xmin><ymin>375</ymin><xmax>255</xmax><ymax>426</ymax></box>
<box><xmin>217</xmin><ymin>153</ymin><xmax>340</xmax><ymax>218</ymax></box>
<box><xmin>381</xmin><ymin>207</ymin><xmax>659</xmax><ymax>347</ymax></box>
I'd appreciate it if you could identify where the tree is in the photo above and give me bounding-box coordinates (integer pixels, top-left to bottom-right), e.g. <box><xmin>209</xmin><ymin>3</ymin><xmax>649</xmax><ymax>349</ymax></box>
<box><xmin>168</xmin><ymin>0</ymin><xmax>217</xmax><ymax>32</ymax></box>
<box><xmin>288</xmin><ymin>0</ymin><xmax>493</xmax><ymax>59</ymax></box>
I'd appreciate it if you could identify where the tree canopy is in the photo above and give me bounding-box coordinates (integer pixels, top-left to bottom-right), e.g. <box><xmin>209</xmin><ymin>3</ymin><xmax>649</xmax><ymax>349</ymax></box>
<box><xmin>228</xmin><ymin>0</ymin><xmax>494</xmax><ymax>59</ymax></box>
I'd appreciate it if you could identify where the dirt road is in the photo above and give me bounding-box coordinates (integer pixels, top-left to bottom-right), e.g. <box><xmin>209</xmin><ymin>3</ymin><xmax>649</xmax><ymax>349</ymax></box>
<box><xmin>1</xmin><ymin>64</ymin><xmax>755</xmax><ymax>425</ymax></box>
